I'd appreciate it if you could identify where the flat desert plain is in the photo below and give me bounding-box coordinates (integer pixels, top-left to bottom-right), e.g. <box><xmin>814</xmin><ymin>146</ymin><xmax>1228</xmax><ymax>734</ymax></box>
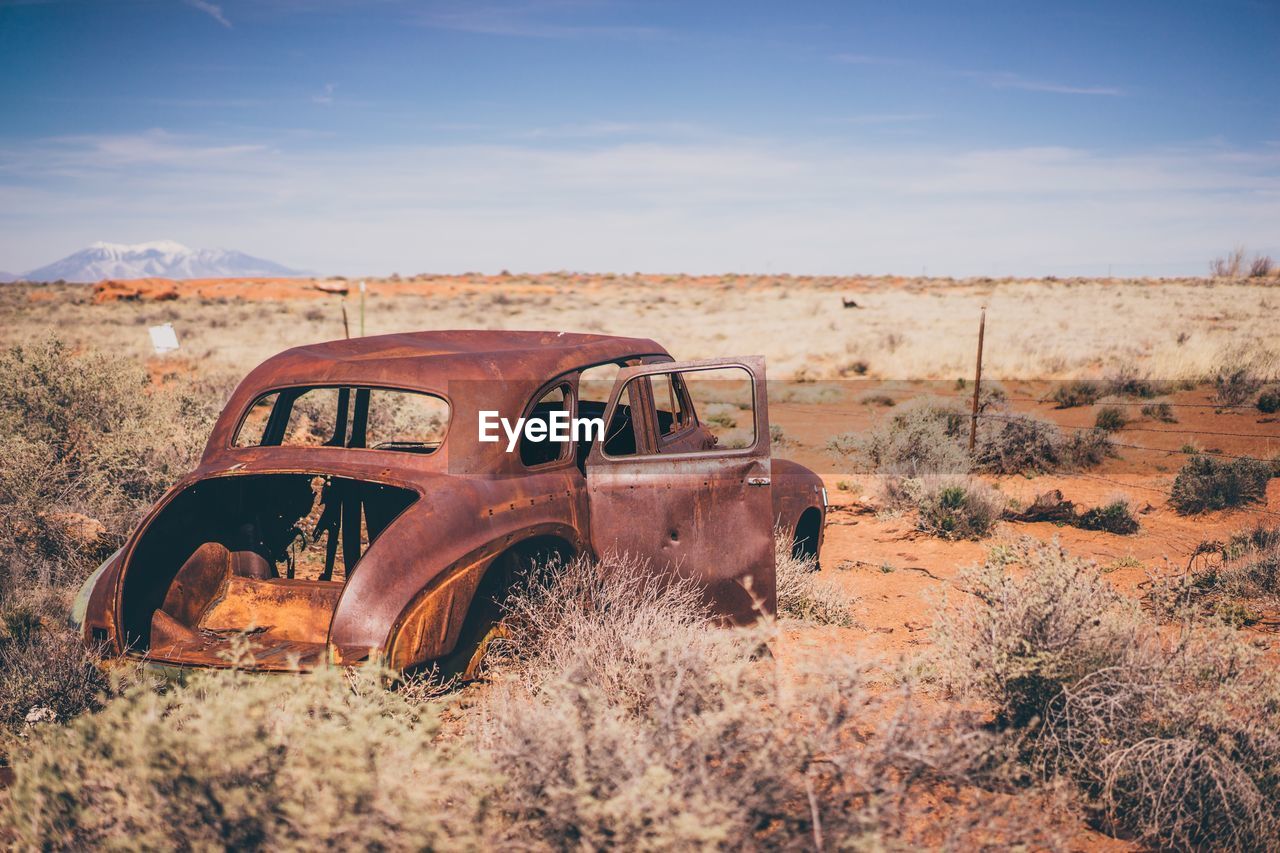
<box><xmin>2</xmin><ymin>271</ymin><xmax>1279</xmax><ymax>848</ymax></box>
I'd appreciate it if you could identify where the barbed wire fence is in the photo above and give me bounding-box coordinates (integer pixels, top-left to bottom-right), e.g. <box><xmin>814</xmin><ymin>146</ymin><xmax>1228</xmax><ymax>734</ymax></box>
<box><xmin>793</xmin><ymin>305</ymin><xmax>1280</xmax><ymax>531</ymax></box>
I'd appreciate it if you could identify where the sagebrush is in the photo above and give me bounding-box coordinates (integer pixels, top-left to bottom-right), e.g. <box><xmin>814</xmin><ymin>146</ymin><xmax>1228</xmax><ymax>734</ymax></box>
<box><xmin>935</xmin><ymin>537</ymin><xmax>1280</xmax><ymax>850</ymax></box>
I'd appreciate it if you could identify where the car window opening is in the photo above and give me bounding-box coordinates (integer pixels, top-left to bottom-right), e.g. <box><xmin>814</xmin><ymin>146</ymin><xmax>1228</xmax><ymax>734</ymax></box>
<box><xmin>234</xmin><ymin>386</ymin><xmax>448</xmax><ymax>454</ymax></box>
<box><xmin>521</xmin><ymin>384</ymin><xmax>572</xmax><ymax>467</ymax></box>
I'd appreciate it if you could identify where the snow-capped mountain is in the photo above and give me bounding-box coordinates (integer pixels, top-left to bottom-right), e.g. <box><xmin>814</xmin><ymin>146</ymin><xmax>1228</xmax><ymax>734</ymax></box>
<box><xmin>19</xmin><ymin>241</ymin><xmax>302</xmax><ymax>282</ymax></box>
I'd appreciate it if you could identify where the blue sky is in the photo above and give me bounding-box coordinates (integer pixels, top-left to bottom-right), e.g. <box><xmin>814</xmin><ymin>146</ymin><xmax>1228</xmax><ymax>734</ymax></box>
<box><xmin>1</xmin><ymin>0</ymin><xmax>1277</xmax><ymax>276</ymax></box>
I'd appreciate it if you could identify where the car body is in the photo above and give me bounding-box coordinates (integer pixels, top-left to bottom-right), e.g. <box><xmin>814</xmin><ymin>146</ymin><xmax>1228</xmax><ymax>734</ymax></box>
<box><xmin>73</xmin><ymin>330</ymin><xmax>826</xmax><ymax>676</ymax></box>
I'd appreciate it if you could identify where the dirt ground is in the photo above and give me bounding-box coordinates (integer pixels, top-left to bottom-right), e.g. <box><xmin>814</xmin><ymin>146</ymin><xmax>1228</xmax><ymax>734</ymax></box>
<box><xmin>3</xmin><ymin>273</ymin><xmax>1278</xmax><ymax>848</ymax></box>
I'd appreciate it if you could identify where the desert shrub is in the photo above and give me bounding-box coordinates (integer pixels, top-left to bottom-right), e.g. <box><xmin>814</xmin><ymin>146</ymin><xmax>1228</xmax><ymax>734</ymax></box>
<box><xmin>1051</xmin><ymin>379</ymin><xmax>1102</xmax><ymax>408</ymax></box>
<box><xmin>1039</xmin><ymin>629</ymin><xmax>1280</xmax><ymax>851</ymax></box>
<box><xmin>1169</xmin><ymin>455</ymin><xmax>1272</xmax><ymax>514</ymax></box>
<box><xmin>0</xmin><ymin>338</ymin><xmax>226</xmax><ymax>588</ymax></box>
<box><xmin>1146</xmin><ymin>525</ymin><xmax>1280</xmax><ymax>620</ymax></box>
<box><xmin>1257</xmin><ymin>388</ymin><xmax>1280</xmax><ymax>414</ymax></box>
<box><xmin>1141</xmin><ymin>401</ymin><xmax>1176</xmax><ymax>422</ymax></box>
<box><xmin>479</xmin><ymin>553</ymin><xmax>1057</xmax><ymax>849</ymax></box>
<box><xmin>1213</xmin><ymin>364</ymin><xmax>1264</xmax><ymax>407</ymax></box>
<box><xmin>911</xmin><ymin>476</ymin><xmax>1005</xmax><ymax>540</ymax></box>
<box><xmin>1075</xmin><ymin>499</ymin><xmax>1139</xmax><ymax>534</ymax></box>
<box><xmin>1058</xmin><ymin>427</ymin><xmax>1114</xmax><ymax>469</ymax></box>
<box><xmin>974</xmin><ymin>413</ymin><xmax>1059</xmax><ymax>474</ymax></box>
<box><xmin>829</xmin><ymin>397</ymin><xmax>970</xmax><ymax>476</ymax></box>
<box><xmin>0</xmin><ymin>610</ymin><xmax>112</xmax><ymax>736</ymax></box>
<box><xmin>934</xmin><ymin>537</ymin><xmax>1143</xmax><ymax>730</ymax></box>
<box><xmin>479</xmin><ymin>553</ymin><xmax>860</xmax><ymax>847</ymax></box>
<box><xmin>1210</xmin><ymin>246</ymin><xmax>1247</xmax><ymax>277</ymax></box>
<box><xmin>1104</xmin><ymin>365</ymin><xmax>1163</xmax><ymax>398</ymax></box>
<box><xmin>1213</xmin><ymin>527</ymin><xmax>1280</xmax><ymax>600</ymax></box>
<box><xmin>841</xmin><ymin>359</ymin><xmax>870</xmax><ymax>376</ymax></box>
<box><xmin>834</xmin><ymin>398</ymin><xmax>1102</xmax><ymax>479</ymax></box>
<box><xmin>937</xmin><ymin>538</ymin><xmax>1280</xmax><ymax>850</ymax></box>
<box><xmin>4</xmin><ymin>663</ymin><xmax>495</xmax><ymax>850</ymax></box>
<box><xmin>774</xmin><ymin>536</ymin><xmax>857</xmax><ymax>626</ymax></box>
<box><xmin>1093</xmin><ymin>406</ymin><xmax>1126</xmax><ymax>432</ymax></box>
<box><xmin>974</xmin><ymin>412</ymin><xmax>1108</xmax><ymax>474</ymax></box>
<box><xmin>1249</xmin><ymin>254</ymin><xmax>1274</xmax><ymax>277</ymax></box>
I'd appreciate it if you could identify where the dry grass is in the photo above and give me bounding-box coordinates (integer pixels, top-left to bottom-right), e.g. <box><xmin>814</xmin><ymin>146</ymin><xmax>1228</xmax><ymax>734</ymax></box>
<box><xmin>829</xmin><ymin>396</ymin><xmax>970</xmax><ymax>477</ymax></box>
<box><xmin>878</xmin><ymin>474</ymin><xmax>1006</xmax><ymax>540</ymax></box>
<box><xmin>935</xmin><ymin>537</ymin><xmax>1280</xmax><ymax>850</ymax></box>
<box><xmin>0</xmin><ymin>607</ymin><xmax>114</xmax><ymax>738</ymax></box>
<box><xmin>473</xmin><ymin>552</ymin><xmax>1061</xmax><ymax>850</ymax></box>
<box><xmin>3</xmin><ymin>662</ymin><xmax>495</xmax><ymax>850</ymax></box>
<box><xmin>1145</xmin><ymin>525</ymin><xmax>1280</xmax><ymax>624</ymax></box>
<box><xmin>0</xmin><ymin>337</ymin><xmax>228</xmax><ymax>589</ymax></box>
<box><xmin>3</xmin><ymin>276</ymin><xmax>1279</xmax><ymax>381</ymax></box>
<box><xmin>773</xmin><ymin>535</ymin><xmax>858</xmax><ymax>625</ymax></box>
<box><xmin>835</xmin><ymin>397</ymin><xmax>1112</xmax><ymax>485</ymax></box>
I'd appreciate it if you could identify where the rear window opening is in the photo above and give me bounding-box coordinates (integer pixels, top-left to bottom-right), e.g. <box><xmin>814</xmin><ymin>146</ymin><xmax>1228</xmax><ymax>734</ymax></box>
<box><xmin>118</xmin><ymin>473</ymin><xmax>416</xmax><ymax>669</ymax></box>
<box><xmin>234</xmin><ymin>386</ymin><xmax>449</xmax><ymax>454</ymax></box>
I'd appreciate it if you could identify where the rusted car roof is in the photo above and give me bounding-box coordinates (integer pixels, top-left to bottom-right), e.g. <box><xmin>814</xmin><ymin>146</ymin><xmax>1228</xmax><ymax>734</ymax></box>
<box><xmin>203</xmin><ymin>330</ymin><xmax>669</xmax><ymax>475</ymax></box>
<box><xmin>245</xmin><ymin>329</ymin><xmax>665</xmax><ymax>387</ymax></box>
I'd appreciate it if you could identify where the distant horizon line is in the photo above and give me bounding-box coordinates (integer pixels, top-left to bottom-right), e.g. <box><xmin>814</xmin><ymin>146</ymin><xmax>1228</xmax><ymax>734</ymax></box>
<box><xmin>4</xmin><ymin>269</ymin><xmax>1273</xmax><ymax>285</ymax></box>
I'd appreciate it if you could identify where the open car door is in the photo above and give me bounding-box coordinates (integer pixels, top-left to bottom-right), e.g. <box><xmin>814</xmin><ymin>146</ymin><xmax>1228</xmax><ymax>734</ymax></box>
<box><xmin>584</xmin><ymin>356</ymin><xmax>775</xmax><ymax>622</ymax></box>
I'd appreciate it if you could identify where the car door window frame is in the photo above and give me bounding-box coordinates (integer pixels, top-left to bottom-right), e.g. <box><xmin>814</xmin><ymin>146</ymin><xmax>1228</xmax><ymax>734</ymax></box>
<box><xmin>594</xmin><ymin>359</ymin><xmax>765</xmax><ymax>463</ymax></box>
<box><xmin>518</xmin><ymin>379</ymin><xmax>576</xmax><ymax>470</ymax></box>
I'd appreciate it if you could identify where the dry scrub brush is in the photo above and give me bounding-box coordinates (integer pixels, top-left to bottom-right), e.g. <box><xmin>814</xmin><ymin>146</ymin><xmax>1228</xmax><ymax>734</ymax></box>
<box><xmin>884</xmin><ymin>475</ymin><xmax>1006</xmax><ymax>541</ymax></box>
<box><xmin>1145</xmin><ymin>524</ymin><xmax>1280</xmax><ymax>624</ymax></box>
<box><xmin>832</xmin><ymin>398</ymin><xmax>1106</xmax><ymax>539</ymax></box>
<box><xmin>935</xmin><ymin>537</ymin><xmax>1280</xmax><ymax>850</ymax></box>
<box><xmin>5</xmin><ymin>552</ymin><xmax>1069</xmax><ymax>849</ymax></box>
<box><xmin>475</xmin><ymin>552</ymin><xmax>1060</xmax><ymax>850</ymax></box>
<box><xmin>1169</xmin><ymin>454</ymin><xmax>1273</xmax><ymax>514</ymax></box>
<box><xmin>773</xmin><ymin>535</ymin><xmax>858</xmax><ymax>626</ymax></box>
<box><xmin>0</xmin><ymin>338</ymin><xmax>230</xmax><ymax>590</ymax></box>
<box><xmin>0</xmin><ymin>604</ymin><xmax>114</xmax><ymax>737</ymax></box>
<box><xmin>831</xmin><ymin>397</ymin><xmax>1112</xmax><ymax>480</ymax></box>
<box><xmin>4</xmin><ymin>662</ymin><xmax>497</xmax><ymax>850</ymax></box>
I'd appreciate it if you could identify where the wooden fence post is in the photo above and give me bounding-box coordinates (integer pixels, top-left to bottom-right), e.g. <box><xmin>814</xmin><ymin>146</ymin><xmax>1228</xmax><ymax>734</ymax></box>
<box><xmin>969</xmin><ymin>307</ymin><xmax>986</xmax><ymax>452</ymax></box>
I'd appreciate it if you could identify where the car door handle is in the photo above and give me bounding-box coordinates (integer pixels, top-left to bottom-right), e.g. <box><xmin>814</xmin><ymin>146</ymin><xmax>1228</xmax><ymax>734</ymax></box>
<box><xmin>747</xmin><ymin>477</ymin><xmax>771</xmax><ymax>486</ymax></box>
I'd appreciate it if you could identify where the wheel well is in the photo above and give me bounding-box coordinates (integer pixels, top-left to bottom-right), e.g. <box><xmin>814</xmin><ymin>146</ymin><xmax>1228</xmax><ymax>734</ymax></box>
<box><xmin>505</xmin><ymin>535</ymin><xmax>577</xmax><ymax>579</ymax></box>
<box><xmin>791</xmin><ymin>507</ymin><xmax>822</xmax><ymax>564</ymax></box>
<box><xmin>432</xmin><ymin>534</ymin><xmax>576</xmax><ymax>679</ymax></box>
<box><xmin>473</xmin><ymin>535</ymin><xmax>577</xmax><ymax>614</ymax></box>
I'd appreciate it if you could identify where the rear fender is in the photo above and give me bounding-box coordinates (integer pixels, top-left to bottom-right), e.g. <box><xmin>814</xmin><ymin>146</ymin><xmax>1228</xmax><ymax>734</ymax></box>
<box><xmin>378</xmin><ymin>524</ymin><xmax>580</xmax><ymax>670</ymax></box>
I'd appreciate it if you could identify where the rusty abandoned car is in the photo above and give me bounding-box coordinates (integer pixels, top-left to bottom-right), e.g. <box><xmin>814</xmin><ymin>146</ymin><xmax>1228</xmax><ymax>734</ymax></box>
<box><xmin>71</xmin><ymin>331</ymin><xmax>827</xmax><ymax>677</ymax></box>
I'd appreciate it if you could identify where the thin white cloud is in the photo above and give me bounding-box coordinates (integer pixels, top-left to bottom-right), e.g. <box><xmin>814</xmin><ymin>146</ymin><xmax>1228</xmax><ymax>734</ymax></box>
<box><xmin>419</xmin><ymin>1</ymin><xmax>663</xmax><ymax>39</ymax></box>
<box><xmin>830</xmin><ymin>53</ymin><xmax>904</xmax><ymax>66</ymax></box>
<box><xmin>182</xmin><ymin>0</ymin><xmax>231</xmax><ymax>28</ymax></box>
<box><xmin>311</xmin><ymin>83</ymin><xmax>336</xmax><ymax>105</ymax></box>
<box><xmin>510</xmin><ymin>120</ymin><xmax>709</xmax><ymax>140</ymax></box>
<box><xmin>1</xmin><ymin>130</ymin><xmax>1276</xmax><ymax>277</ymax></box>
<box><xmin>819</xmin><ymin>113</ymin><xmax>932</xmax><ymax>126</ymax></box>
<box><xmin>963</xmin><ymin>70</ymin><xmax>1124</xmax><ymax>96</ymax></box>
<box><xmin>833</xmin><ymin>53</ymin><xmax>1124</xmax><ymax>96</ymax></box>
<box><xmin>0</xmin><ymin>130</ymin><xmax>266</xmax><ymax>174</ymax></box>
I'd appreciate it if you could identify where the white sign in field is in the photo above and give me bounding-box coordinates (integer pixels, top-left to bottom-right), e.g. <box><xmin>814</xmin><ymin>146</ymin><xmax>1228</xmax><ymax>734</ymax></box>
<box><xmin>149</xmin><ymin>323</ymin><xmax>180</xmax><ymax>355</ymax></box>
